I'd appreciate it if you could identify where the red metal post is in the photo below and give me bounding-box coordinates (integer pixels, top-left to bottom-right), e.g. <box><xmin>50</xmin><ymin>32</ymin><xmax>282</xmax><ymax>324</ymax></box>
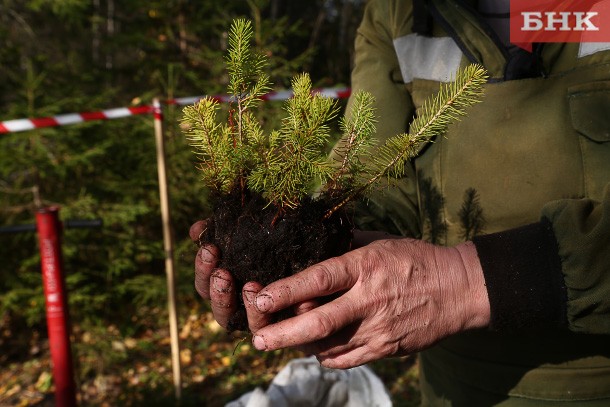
<box><xmin>36</xmin><ymin>207</ymin><xmax>77</xmax><ymax>407</ymax></box>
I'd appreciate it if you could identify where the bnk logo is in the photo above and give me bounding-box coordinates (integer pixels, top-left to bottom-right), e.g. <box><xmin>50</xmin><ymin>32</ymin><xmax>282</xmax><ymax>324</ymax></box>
<box><xmin>510</xmin><ymin>0</ymin><xmax>610</xmax><ymax>51</ymax></box>
<box><xmin>522</xmin><ymin>11</ymin><xmax>599</xmax><ymax>31</ymax></box>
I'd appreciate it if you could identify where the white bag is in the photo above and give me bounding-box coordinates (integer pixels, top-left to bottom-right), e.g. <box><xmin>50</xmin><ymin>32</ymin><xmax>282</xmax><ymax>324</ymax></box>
<box><xmin>226</xmin><ymin>356</ymin><xmax>392</xmax><ymax>407</ymax></box>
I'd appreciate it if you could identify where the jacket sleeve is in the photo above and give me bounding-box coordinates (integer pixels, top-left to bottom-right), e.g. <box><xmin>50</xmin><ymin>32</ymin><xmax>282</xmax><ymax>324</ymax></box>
<box><xmin>345</xmin><ymin>0</ymin><xmax>421</xmax><ymax>237</ymax></box>
<box><xmin>542</xmin><ymin>185</ymin><xmax>610</xmax><ymax>334</ymax></box>
<box><xmin>473</xmin><ymin>184</ymin><xmax>610</xmax><ymax>335</ymax></box>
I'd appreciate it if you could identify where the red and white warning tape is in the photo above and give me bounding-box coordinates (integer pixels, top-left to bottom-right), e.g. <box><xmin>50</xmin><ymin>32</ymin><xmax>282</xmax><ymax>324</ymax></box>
<box><xmin>0</xmin><ymin>87</ymin><xmax>351</xmax><ymax>134</ymax></box>
<box><xmin>0</xmin><ymin>106</ymin><xmax>154</xmax><ymax>134</ymax></box>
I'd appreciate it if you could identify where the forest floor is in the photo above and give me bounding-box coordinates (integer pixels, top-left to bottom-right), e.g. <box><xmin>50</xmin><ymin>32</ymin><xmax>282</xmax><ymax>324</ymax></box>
<box><xmin>0</xmin><ymin>305</ymin><xmax>421</xmax><ymax>406</ymax></box>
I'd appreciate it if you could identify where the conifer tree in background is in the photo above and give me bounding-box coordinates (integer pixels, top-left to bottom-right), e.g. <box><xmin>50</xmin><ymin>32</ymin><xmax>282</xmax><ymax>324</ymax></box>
<box><xmin>182</xmin><ymin>19</ymin><xmax>487</xmax><ymax>331</ymax></box>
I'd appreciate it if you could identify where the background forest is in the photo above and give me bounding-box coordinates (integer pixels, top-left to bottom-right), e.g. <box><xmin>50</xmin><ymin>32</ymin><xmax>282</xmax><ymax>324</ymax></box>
<box><xmin>0</xmin><ymin>0</ymin><xmax>420</xmax><ymax>405</ymax></box>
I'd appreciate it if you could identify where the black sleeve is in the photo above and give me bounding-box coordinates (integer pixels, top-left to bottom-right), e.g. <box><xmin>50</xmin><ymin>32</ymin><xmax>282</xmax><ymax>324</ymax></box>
<box><xmin>472</xmin><ymin>218</ymin><xmax>568</xmax><ymax>331</ymax></box>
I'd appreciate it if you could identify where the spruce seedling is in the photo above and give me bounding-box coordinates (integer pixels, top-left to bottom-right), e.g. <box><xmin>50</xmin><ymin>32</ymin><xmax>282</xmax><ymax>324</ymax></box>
<box><xmin>182</xmin><ymin>19</ymin><xmax>487</xmax><ymax>331</ymax></box>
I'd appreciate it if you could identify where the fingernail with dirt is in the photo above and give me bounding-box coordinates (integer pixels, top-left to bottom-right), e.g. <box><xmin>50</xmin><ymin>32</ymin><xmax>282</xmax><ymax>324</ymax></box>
<box><xmin>200</xmin><ymin>246</ymin><xmax>216</xmax><ymax>264</ymax></box>
<box><xmin>243</xmin><ymin>289</ymin><xmax>256</xmax><ymax>305</ymax></box>
<box><xmin>212</xmin><ymin>275</ymin><xmax>231</xmax><ymax>293</ymax></box>
<box><xmin>255</xmin><ymin>294</ymin><xmax>273</xmax><ymax>312</ymax></box>
<box><xmin>253</xmin><ymin>335</ymin><xmax>266</xmax><ymax>351</ymax></box>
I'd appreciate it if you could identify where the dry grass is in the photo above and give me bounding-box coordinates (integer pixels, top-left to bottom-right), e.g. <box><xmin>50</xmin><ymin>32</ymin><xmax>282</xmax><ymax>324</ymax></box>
<box><xmin>1</xmin><ymin>304</ymin><xmax>420</xmax><ymax>406</ymax></box>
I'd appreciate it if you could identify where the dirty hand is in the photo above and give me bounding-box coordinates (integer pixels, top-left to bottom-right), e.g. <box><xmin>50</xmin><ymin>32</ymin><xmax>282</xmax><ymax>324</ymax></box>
<box><xmin>244</xmin><ymin>238</ymin><xmax>490</xmax><ymax>369</ymax></box>
<box><xmin>189</xmin><ymin>220</ymin><xmax>273</xmax><ymax>330</ymax></box>
<box><xmin>188</xmin><ymin>222</ymin><xmax>393</xmax><ymax>330</ymax></box>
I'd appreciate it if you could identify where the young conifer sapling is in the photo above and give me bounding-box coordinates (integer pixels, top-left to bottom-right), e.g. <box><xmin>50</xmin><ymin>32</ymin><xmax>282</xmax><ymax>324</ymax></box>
<box><xmin>182</xmin><ymin>19</ymin><xmax>487</xmax><ymax>331</ymax></box>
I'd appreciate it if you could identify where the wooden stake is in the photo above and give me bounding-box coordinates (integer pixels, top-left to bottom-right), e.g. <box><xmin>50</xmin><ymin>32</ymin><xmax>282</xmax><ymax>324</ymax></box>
<box><xmin>153</xmin><ymin>98</ymin><xmax>182</xmax><ymax>400</ymax></box>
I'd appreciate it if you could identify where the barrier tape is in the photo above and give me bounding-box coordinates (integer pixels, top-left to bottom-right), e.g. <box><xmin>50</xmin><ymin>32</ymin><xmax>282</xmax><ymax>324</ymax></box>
<box><xmin>0</xmin><ymin>87</ymin><xmax>351</xmax><ymax>134</ymax></box>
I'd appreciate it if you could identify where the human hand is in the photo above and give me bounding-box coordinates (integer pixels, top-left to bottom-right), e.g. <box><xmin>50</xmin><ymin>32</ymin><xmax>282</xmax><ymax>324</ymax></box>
<box><xmin>189</xmin><ymin>220</ymin><xmax>274</xmax><ymax>330</ymax></box>
<box><xmin>189</xmin><ymin>220</ymin><xmax>238</xmax><ymax>329</ymax></box>
<box><xmin>245</xmin><ymin>238</ymin><xmax>490</xmax><ymax>368</ymax></box>
<box><xmin>239</xmin><ymin>229</ymin><xmax>401</xmax><ymax>333</ymax></box>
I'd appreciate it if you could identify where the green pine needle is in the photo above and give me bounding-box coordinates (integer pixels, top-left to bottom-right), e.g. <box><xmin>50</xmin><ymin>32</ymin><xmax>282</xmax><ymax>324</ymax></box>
<box><xmin>249</xmin><ymin>73</ymin><xmax>339</xmax><ymax>209</ymax></box>
<box><xmin>329</xmin><ymin>90</ymin><xmax>377</xmax><ymax>193</ymax></box>
<box><xmin>371</xmin><ymin>64</ymin><xmax>487</xmax><ymax>181</ymax></box>
<box><xmin>323</xmin><ymin>64</ymin><xmax>487</xmax><ymax>218</ymax></box>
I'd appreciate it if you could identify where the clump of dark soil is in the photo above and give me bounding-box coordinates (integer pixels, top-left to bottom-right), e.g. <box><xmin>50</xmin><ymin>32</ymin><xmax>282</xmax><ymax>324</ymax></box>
<box><xmin>200</xmin><ymin>189</ymin><xmax>353</xmax><ymax>332</ymax></box>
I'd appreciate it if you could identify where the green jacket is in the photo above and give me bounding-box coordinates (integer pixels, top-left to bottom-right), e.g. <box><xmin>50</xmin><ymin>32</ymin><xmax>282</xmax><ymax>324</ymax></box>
<box><xmin>349</xmin><ymin>0</ymin><xmax>610</xmax><ymax>404</ymax></box>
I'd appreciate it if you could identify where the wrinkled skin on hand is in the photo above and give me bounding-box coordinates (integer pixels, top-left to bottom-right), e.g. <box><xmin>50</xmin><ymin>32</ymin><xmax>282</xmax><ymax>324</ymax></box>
<box><xmin>246</xmin><ymin>238</ymin><xmax>490</xmax><ymax>369</ymax></box>
<box><xmin>190</xmin><ymin>221</ymin><xmax>490</xmax><ymax>369</ymax></box>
